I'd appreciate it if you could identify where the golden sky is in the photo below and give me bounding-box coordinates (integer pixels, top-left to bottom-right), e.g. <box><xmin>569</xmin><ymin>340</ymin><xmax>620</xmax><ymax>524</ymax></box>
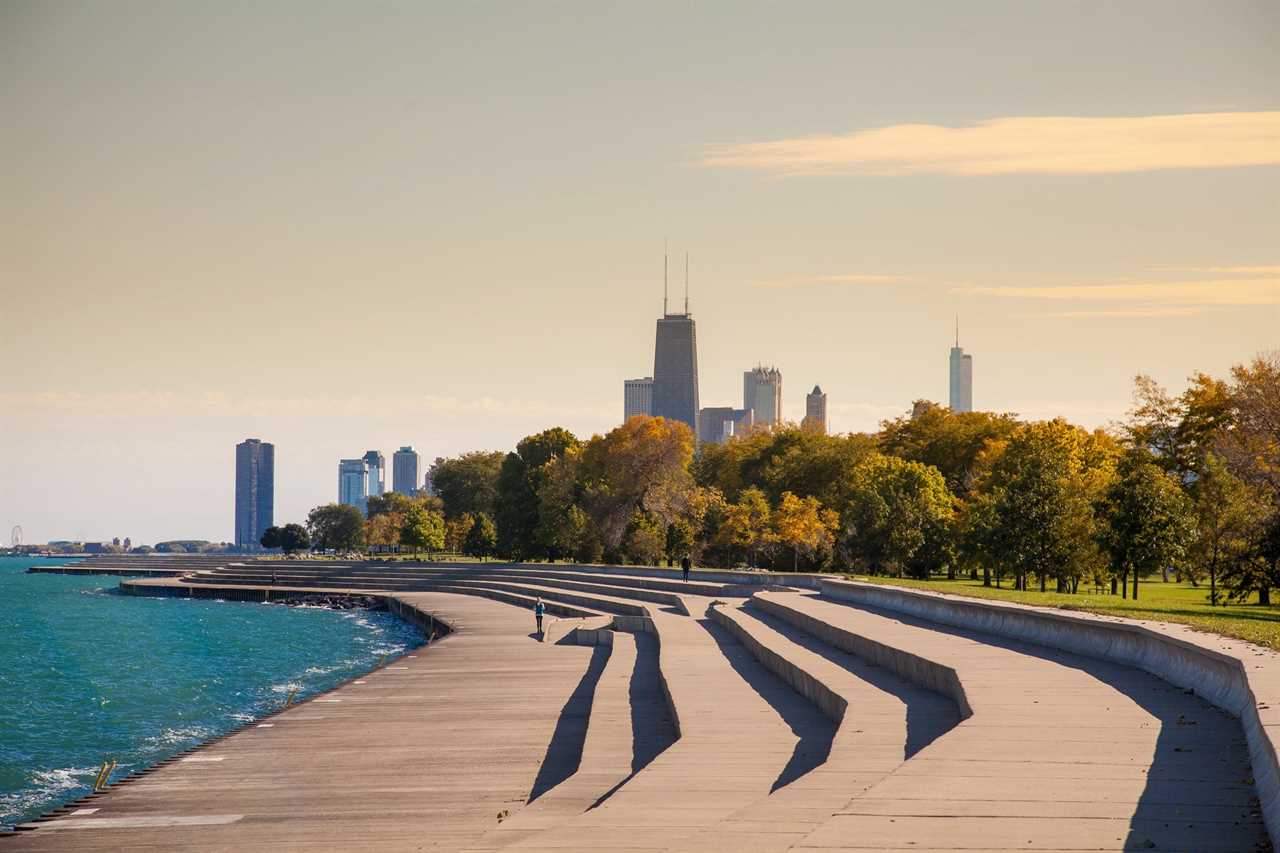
<box><xmin>2</xmin><ymin>1</ymin><xmax>1277</xmax><ymax>542</ymax></box>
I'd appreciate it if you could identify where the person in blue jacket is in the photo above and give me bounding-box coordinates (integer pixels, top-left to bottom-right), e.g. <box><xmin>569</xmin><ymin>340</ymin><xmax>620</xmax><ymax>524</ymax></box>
<box><xmin>534</xmin><ymin>598</ymin><xmax>546</xmax><ymax>634</ymax></box>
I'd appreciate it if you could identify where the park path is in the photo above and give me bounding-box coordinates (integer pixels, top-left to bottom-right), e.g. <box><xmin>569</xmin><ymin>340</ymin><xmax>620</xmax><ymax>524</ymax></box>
<box><xmin>5</xmin><ymin>593</ymin><xmax>596</xmax><ymax>852</ymax></box>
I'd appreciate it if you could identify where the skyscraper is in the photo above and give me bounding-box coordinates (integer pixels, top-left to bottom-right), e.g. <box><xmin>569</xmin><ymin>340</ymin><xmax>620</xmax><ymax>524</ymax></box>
<box><xmin>624</xmin><ymin>377</ymin><xmax>654</xmax><ymax>421</ymax></box>
<box><xmin>392</xmin><ymin>446</ymin><xmax>421</xmax><ymax>496</ymax></box>
<box><xmin>235</xmin><ymin>438</ymin><xmax>274</xmax><ymax>550</ymax></box>
<box><xmin>362</xmin><ymin>450</ymin><xmax>385</xmax><ymax>497</ymax></box>
<box><xmin>743</xmin><ymin>365</ymin><xmax>782</xmax><ymax>427</ymax></box>
<box><xmin>338</xmin><ymin>458</ymin><xmax>370</xmax><ymax>515</ymax></box>
<box><xmin>949</xmin><ymin>321</ymin><xmax>974</xmax><ymax>413</ymax></box>
<box><xmin>804</xmin><ymin>385</ymin><xmax>828</xmax><ymax>433</ymax></box>
<box><xmin>651</xmin><ymin>252</ymin><xmax>699</xmax><ymax>434</ymax></box>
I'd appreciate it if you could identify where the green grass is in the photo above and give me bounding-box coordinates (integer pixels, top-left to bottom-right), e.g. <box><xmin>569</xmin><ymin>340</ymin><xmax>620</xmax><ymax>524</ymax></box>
<box><xmin>851</xmin><ymin>574</ymin><xmax>1280</xmax><ymax>651</ymax></box>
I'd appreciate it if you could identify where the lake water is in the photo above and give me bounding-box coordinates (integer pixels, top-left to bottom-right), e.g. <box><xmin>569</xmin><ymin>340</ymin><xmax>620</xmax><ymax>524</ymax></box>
<box><xmin>0</xmin><ymin>556</ymin><xmax>423</xmax><ymax>828</ymax></box>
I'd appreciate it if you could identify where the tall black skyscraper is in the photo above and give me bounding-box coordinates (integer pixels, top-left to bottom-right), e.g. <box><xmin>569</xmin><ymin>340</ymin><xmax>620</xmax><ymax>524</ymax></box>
<box><xmin>651</xmin><ymin>251</ymin><xmax>699</xmax><ymax>434</ymax></box>
<box><xmin>235</xmin><ymin>438</ymin><xmax>274</xmax><ymax>550</ymax></box>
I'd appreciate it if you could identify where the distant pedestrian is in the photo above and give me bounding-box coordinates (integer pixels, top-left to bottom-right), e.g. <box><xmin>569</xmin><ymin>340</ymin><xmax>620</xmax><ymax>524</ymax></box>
<box><xmin>681</xmin><ymin>555</ymin><xmax>691</xmax><ymax>582</ymax></box>
<box><xmin>272</xmin><ymin>571</ymin><xmax>278</xmax><ymax>585</ymax></box>
<box><xmin>534</xmin><ymin>598</ymin><xmax>546</xmax><ymax>634</ymax></box>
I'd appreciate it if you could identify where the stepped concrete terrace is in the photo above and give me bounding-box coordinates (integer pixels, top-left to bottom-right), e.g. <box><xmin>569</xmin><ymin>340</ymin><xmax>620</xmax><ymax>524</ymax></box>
<box><xmin>8</xmin><ymin>558</ymin><xmax>1279</xmax><ymax>851</ymax></box>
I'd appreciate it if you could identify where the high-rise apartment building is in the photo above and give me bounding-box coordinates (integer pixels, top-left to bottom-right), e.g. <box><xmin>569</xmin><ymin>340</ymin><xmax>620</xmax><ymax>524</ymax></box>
<box><xmin>338</xmin><ymin>458</ymin><xmax>370</xmax><ymax>515</ymax></box>
<box><xmin>362</xmin><ymin>450</ymin><xmax>385</xmax><ymax>497</ymax></box>
<box><xmin>949</xmin><ymin>324</ymin><xmax>974</xmax><ymax>413</ymax></box>
<box><xmin>624</xmin><ymin>377</ymin><xmax>654</xmax><ymax>421</ymax></box>
<box><xmin>743</xmin><ymin>365</ymin><xmax>783</xmax><ymax>427</ymax></box>
<box><xmin>392</xmin><ymin>446</ymin><xmax>421</xmax><ymax>497</ymax></box>
<box><xmin>804</xmin><ymin>385</ymin><xmax>828</xmax><ymax>433</ymax></box>
<box><xmin>698</xmin><ymin>407</ymin><xmax>753</xmax><ymax>444</ymax></box>
<box><xmin>235</xmin><ymin>438</ymin><xmax>274</xmax><ymax>550</ymax></box>
<box><xmin>650</xmin><ymin>251</ymin><xmax>700</xmax><ymax>434</ymax></box>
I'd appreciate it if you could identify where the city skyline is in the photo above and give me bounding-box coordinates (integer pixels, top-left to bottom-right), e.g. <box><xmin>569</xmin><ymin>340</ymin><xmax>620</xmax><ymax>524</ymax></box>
<box><xmin>4</xmin><ymin>2</ymin><xmax>1277</xmax><ymax>543</ymax></box>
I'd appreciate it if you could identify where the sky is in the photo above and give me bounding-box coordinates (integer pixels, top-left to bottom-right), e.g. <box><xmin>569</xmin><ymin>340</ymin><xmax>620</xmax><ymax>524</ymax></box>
<box><xmin>2</xmin><ymin>1</ymin><xmax>1277</xmax><ymax>544</ymax></box>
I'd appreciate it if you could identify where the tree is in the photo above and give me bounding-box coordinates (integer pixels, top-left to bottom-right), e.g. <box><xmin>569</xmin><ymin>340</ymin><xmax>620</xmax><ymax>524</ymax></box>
<box><xmin>307</xmin><ymin>504</ymin><xmax>366</xmax><ymax>552</ymax></box>
<box><xmin>260</xmin><ymin>526</ymin><xmax>282</xmax><ymax>550</ymax></box>
<box><xmin>429</xmin><ymin>452</ymin><xmax>506</xmax><ymax>519</ymax></box>
<box><xmin>968</xmin><ymin>420</ymin><xmax>1116</xmax><ymax>593</ymax></box>
<box><xmin>1097</xmin><ymin>454</ymin><xmax>1195</xmax><ymax>600</ymax></box>
<box><xmin>277</xmin><ymin>523</ymin><xmax>310</xmax><ymax>555</ymax></box>
<box><xmin>495</xmin><ymin>428</ymin><xmax>580</xmax><ymax>560</ymax></box>
<box><xmin>716</xmin><ymin>486</ymin><xmax>774</xmax><ymax>567</ymax></box>
<box><xmin>364</xmin><ymin>512</ymin><xmax>402</xmax><ymax>553</ymax></box>
<box><xmin>577</xmin><ymin>416</ymin><xmax>696</xmax><ymax>554</ymax></box>
<box><xmin>694</xmin><ymin>425</ymin><xmax>876</xmax><ymax>506</ymax></box>
<box><xmin>841</xmin><ymin>454</ymin><xmax>955</xmax><ymax>577</ymax></box>
<box><xmin>1191</xmin><ymin>454</ymin><xmax>1266</xmax><ymax>606</ymax></box>
<box><xmin>772</xmin><ymin>491</ymin><xmax>839</xmax><ymax>571</ymax></box>
<box><xmin>464</xmin><ymin>513</ymin><xmax>497</xmax><ymax>560</ymax></box>
<box><xmin>622</xmin><ymin>512</ymin><xmax>666</xmax><ymax>565</ymax></box>
<box><xmin>878</xmin><ymin>402</ymin><xmax>1020</xmax><ymax>497</ymax></box>
<box><xmin>444</xmin><ymin>514</ymin><xmax>475</xmax><ymax>553</ymax></box>
<box><xmin>400</xmin><ymin>504</ymin><xmax>446</xmax><ymax>555</ymax></box>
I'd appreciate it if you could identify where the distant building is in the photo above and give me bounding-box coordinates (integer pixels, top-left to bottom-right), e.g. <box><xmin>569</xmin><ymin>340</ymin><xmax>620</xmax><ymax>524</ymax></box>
<box><xmin>949</xmin><ymin>324</ymin><xmax>973</xmax><ymax>413</ymax></box>
<box><xmin>122</xmin><ymin>537</ymin><xmax>131</xmax><ymax>551</ymax></box>
<box><xmin>338</xmin><ymin>458</ymin><xmax>370</xmax><ymax>515</ymax></box>
<box><xmin>743</xmin><ymin>365</ymin><xmax>782</xmax><ymax>427</ymax></box>
<box><xmin>698</xmin><ymin>407</ymin><xmax>754</xmax><ymax>444</ymax></box>
<box><xmin>421</xmin><ymin>471</ymin><xmax>435</xmax><ymax>497</ymax></box>
<box><xmin>362</xmin><ymin>450</ymin><xmax>386</xmax><ymax>496</ymax></box>
<box><xmin>235</xmin><ymin>438</ymin><xmax>274</xmax><ymax>551</ymax></box>
<box><xmin>653</xmin><ymin>315</ymin><xmax>699</xmax><ymax>434</ymax></box>
<box><xmin>804</xmin><ymin>385</ymin><xmax>828</xmax><ymax>433</ymax></box>
<box><xmin>392</xmin><ymin>447</ymin><xmax>421</xmax><ymax>497</ymax></box>
<box><xmin>624</xmin><ymin>377</ymin><xmax>654</xmax><ymax>421</ymax></box>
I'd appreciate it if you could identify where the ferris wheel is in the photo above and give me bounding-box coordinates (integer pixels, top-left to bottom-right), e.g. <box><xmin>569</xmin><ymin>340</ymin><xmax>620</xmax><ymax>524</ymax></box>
<box><xmin>10</xmin><ymin>525</ymin><xmax>22</xmax><ymax>548</ymax></box>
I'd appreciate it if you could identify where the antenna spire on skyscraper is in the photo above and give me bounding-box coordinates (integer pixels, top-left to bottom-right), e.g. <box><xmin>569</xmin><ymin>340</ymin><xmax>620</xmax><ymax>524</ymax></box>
<box><xmin>955</xmin><ymin>315</ymin><xmax>959</xmax><ymax>347</ymax></box>
<box><xmin>684</xmin><ymin>251</ymin><xmax>689</xmax><ymax>315</ymax></box>
<box><xmin>663</xmin><ymin>239</ymin><xmax>669</xmax><ymax>316</ymax></box>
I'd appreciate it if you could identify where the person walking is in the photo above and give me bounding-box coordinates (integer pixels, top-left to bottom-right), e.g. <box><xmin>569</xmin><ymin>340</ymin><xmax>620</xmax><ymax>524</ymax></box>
<box><xmin>534</xmin><ymin>598</ymin><xmax>546</xmax><ymax>634</ymax></box>
<box><xmin>680</xmin><ymin>555</ymin><xmax>691</xmax><ymax>583</ymax></box>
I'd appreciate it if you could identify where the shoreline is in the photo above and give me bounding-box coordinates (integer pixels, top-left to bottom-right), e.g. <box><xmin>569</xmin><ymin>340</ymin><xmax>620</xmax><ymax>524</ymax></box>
<box><xmin>1</xmin><ymin>580</ymin><xmax>444</xmax><ymax>833</ymax></box>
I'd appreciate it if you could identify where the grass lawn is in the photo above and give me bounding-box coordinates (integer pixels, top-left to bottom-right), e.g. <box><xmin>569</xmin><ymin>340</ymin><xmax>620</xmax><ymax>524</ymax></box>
<box><xmin>851</xmin><ymin>575</ymin><xmax>1280</xmax><ymax>652</ymax></box>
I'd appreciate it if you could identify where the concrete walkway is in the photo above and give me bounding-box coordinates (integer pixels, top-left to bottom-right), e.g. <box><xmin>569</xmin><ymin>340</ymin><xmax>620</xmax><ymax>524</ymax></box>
<box><xmin>5</xmin><ymin>594</ymin><xmax>599</xmax><ymax>852</ymax></box>
<box><xmin>757</xmin><ymin>592</ymin><xmax>1268</xmax><ymax>852</ymax></box>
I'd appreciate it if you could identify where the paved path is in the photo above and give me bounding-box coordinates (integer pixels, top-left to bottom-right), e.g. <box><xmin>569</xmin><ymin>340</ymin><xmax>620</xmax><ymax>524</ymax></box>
<box><xmin>5</xmin><ymin>593</ymin><xmax>598</xmax><ymax>852</ymax></box>
<box><xmin>757</xmin><ymin>592</ymin><xmax>1269</xmax><ymax>852</ymax></box>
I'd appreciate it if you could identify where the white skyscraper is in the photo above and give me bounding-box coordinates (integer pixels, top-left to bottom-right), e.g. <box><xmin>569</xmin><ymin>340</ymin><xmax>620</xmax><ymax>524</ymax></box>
<box><xmin>392</xmin><ymin>446</ymin><xmax>421</xmax><ymax>497</ymax></box>
<box><xmin>624</xmin><ymin>377</ymin><xmax>654</xmax><ymax>421</ymax></box>
<box><xmin>949</xmin><ymin>322</ymin><xmax>973</xmax><ymax>413</ymax></box>
<box><xmin>362</xmin><ymin>450</ymin><xmax>385</xmax><ymax>497</ymax></box>
<box><xmin>743</xmin><ymin>366</ymin><xmax>782</xmax><ymax>427</ymax></box>
<box><xmin>338</xmin><ymin>458</ymin><xmax>369</xmax><ymax>515</ymax></box>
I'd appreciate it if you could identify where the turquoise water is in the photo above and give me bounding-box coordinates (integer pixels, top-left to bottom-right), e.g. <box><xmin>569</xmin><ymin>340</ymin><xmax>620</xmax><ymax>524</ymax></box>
<box><xmin>0</xmin><ymin>556</ymin><xmax>423</xmax><ymax>828</ymax></box>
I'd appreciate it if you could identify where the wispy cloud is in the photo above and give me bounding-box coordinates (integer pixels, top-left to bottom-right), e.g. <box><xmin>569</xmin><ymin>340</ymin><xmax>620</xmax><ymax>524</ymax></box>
<box><xmin>1028</xmin><ymin>307</ymin><xmax>1223</xmax><ymax>319</ymax></box>
<box><xmin>955</xmin><ymin>278</ymin><xmax>1280</xmax><ymax>306</ymax></box>
<box><xmin>700</xmin><ymin>112</ymin><xmax>1280</xmax><ymax>177</ymax></box>
<box><xmin>748</xmin><ymin>273</ymin><xmax>910</xmax><ymax>288</ymax></box>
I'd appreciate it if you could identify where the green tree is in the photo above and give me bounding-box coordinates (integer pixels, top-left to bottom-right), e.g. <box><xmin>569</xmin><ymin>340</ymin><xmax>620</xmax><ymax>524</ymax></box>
<box><xmin>259</xmin><ymin>526</ymin><xmax>282</xmax><ymax>550</ymax></box>
<box><xmin>841</xmin><ymin>453</ymin><xmax>955</xmax><ymax>577</ymax></box>
<box><xmin>1191</xmin><ymin>454</ymin><xmax>1267</xmax><ymax>605</ymax></box>
<box><xmin>306</xmin><ymin>504</ymin><xmax>366</xmax><ymax>552</ymax></box>
<box><xmin>878</xmin><ymin>402</ymin><xmax>1020</xmax><ymax>497</ymax></box>
<box><xmin>622</xmin><ymin>512</ymin><xmax>667</xmax><ymax>565</ymax></box>
<box><xmin>464</xmin><ymin>512</ymin><xmax>498</xmax><ymax>560</ymax></box>
<box><xmin>277</xmin><ymin>523</ymin><xmax>310</xmax><ymax>555</ymax></box>
<box><xmin>364</xmin><ymin>512</ymin><xmax>403</xmax><ymax>553</ymax></box>
<box><xmin>495</xmin><ymin>427</ymin><xmax>580</xmax><ymax>560</ymax></box>
<box><xmin>1097</xmin><ymin>453</ymin><xmax>1195</xmax><ymax>600</ymax></box>
<box><xmin>969</xmin><ymin>420</ymin><xmax>1116</xmax><ymax>593</ymax></box>
<box><xmin>429</xmin><ymin>451</ymin><xmax>505</xmax><ymax>519</ymax></box>
<box><xmin>400</xmin><ymin>504</ymin><xmax>446</xmax><ymax>555</ymax></box>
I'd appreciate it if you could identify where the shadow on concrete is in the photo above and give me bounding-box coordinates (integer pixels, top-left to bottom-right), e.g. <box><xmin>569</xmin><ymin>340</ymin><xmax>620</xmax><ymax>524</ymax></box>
<box><xmin>588</xmin><ymin>631</ymin><xmax>680</xmax><ymax>809</ymax></box>
<box><xmin>528</xmin><ymin>643</ymin><xmax>611</xmax><ymax>803</ymax></box>
<box><xmin>738</xmin><ymin>604</ymin><xmax>959</xmax><ymax>759</ymax></box>
<box><xmin>817</xmin><ymin>594</ymin><xmax>1266</xmax><ymax>850</ymax></box>
<box><xmin>697</xmin><ymin>616</ymin><xmax>835</xmax><ymax>792</ymax></box>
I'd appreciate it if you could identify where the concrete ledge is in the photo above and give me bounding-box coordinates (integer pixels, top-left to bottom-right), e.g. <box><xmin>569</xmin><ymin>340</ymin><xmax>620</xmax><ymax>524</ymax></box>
<box><xmin>708</xmin><ymin>604</ymin><xmax>848</xmax><ymax>723</ymax></box>
<box><xmin>821</xmin><ymin>577</ymin><xmax>1280</xmax><ymax>846</ymax></box>
<box><xmin>750</xmin><ymin>592</ymin><xmax>972</xmax><ymax>718</ymax></box>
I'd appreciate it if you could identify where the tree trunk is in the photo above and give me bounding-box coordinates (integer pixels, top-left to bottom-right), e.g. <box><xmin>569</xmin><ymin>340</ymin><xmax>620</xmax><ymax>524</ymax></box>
<box><xmin>1132</xmin><ymin>571</ymin><xmax>1139</xmax><ymax>600</ymax></box>
<box><xmin>1261</xmin><ymin>586</ymin><xmax>1272</xmax><ymax>606</ymax></box>
<box><xmin>1039</xmin><ymin>574</ymin><xmax>1046</xmax><ymax>593</ymax></box>
<box><xmin>1121</xmin><ymin>570</ymin><xmax>1127</xmax><ymax>599</ymax></box>
<box><xmin>1111</xmin><ymin>576</ymin><xmax>1118</xmax><ymax>596</ymax></box>
<box><xmin>794</xmin><ymin>547</ymin><xmax>799</xmax><ymax>572</ymax></box>
<box><xmin>1209</xmin><ymin>568</ymin><xmax>1216</xmax><ymax>607</ymax></box>
<box><xmin>983</xmin><ymin>566</ymin><xmax>990</xmax><ymax>587</ymax></box>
